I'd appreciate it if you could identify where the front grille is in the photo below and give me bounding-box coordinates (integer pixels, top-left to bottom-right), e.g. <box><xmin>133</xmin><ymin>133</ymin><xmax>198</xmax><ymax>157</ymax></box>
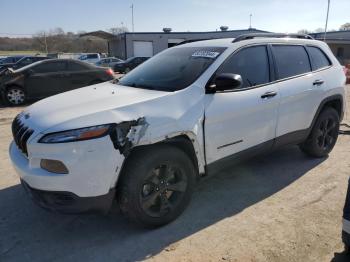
<box><xmin>11</xmin><ymin>114</ymin><xmax>34</xmax><ymax>156</ymax></box>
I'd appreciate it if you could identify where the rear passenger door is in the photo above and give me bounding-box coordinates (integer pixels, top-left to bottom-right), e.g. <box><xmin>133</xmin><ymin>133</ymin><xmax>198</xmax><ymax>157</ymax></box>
<box><xmin>26</xmin><ymin>61</ymin><xmax>68</xmax><ymax>98</ymax></box>
<box><xmin>271</xmin><ymin>44</ymin><xmax>325</xmax><ymax>143</ymax></box>
<box><xmin>204</xmin><ymin>45</ymin><xmax>280</xmax><ymax>165</ymax></box>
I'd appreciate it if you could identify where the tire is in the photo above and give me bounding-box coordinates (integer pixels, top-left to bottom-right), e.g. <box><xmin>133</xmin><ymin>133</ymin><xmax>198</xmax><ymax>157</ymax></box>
<box><xmin>117</xmin><ymin>144</ymin><xmax>196</xmax><ymax>228</ymax></box>
<box><xmin>345</xmin><ymin>244</ymin><xmax>350</xmax><ymax>254</ymax></box>
<box><xmin>299</xmin><ymin>107</ymin><xmax>340</xmax><ymax>158</ymax></box>
<box><xmin>5</xmin><ymin>86</ymin><xmax>26</xmax><ymax>106</ymax></box>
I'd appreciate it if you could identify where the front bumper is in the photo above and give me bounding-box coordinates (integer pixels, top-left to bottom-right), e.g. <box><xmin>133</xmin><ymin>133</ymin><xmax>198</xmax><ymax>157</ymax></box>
<box><xmin>9</xmin><ymin>134</ymin><xmax>125</xmax><ymax>198</ymax></box>
<box><xmin>21</xmin><ymin>179</ymin><xmax>115</xmax><ymax>213</ymax></box>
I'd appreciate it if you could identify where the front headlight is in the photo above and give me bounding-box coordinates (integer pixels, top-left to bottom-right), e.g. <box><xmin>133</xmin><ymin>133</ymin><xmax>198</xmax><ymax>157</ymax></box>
<box><xmin>39</xmin><ymin>124</ymin><xmax>113</xmax><ymax>143</ymax></box>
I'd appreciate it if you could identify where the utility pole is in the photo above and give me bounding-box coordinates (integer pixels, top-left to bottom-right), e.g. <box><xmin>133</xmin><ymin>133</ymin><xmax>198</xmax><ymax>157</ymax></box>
<box><xmin>324</xmin><ymin>0</ymin><xmax>330</xmax><ymax>41</ymax></box>
<box><xmin>131</xmin><ymin>4</ymin><xmax>134</xmax><ymax>32</ymax></box>
<box><xmin>44</xmin><ymin>32</ymin><xmax>48</xmax><ymax>54</ymax></box>
<box><xmin>249</xmin><ymin>14</ymin><xmax>252</xmax><ymax>29</ymax></box>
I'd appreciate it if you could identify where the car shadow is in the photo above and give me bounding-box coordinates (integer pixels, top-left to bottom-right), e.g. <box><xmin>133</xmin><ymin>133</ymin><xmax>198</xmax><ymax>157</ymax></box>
<box><xmin>0</xmin><ymin>146</ymin><xmax>326</xmax><ymax>262</ymax></box>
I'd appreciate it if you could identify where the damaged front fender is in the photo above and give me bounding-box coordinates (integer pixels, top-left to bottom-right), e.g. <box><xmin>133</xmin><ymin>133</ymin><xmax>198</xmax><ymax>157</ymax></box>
<box><xmin>109</xmin><ymin>117</ymin><xmax>149</xmax><ymax>155</ymax></box>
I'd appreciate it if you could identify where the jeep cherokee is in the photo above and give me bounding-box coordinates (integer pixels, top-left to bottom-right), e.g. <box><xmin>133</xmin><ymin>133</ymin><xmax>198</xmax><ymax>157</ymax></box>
<box><xmin>9</xmin><ymin>33</ymin><xmax>347</xmax><ymax>227</ymax></box>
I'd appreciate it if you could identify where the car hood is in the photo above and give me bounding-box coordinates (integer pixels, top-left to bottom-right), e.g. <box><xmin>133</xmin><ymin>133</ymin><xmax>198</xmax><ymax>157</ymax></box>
<box><xmin>23</xmin><ymin>81</ymin><xmax>172</xmax><ymax>133</ymax></box>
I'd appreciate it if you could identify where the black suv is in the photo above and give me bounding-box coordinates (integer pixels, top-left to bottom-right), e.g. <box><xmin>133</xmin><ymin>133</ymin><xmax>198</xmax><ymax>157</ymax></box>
<box><xmin>113</xmin><ymin>57</ymin><xmax>149</xmax><ymax>73</ymax></box>
<box><xmin>0</xmin><ymin>56</ymin><xmax>49</xmax><ymax>71</ymax></box>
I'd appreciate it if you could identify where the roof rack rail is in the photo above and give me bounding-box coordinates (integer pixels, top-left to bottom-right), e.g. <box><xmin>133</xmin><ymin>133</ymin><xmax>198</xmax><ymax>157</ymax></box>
<box><xmin>176</xmin><ymin>38</ymin><xmax>210</xmax><ymax>46</ymax></box>
<box><xmin>232</xmin><ymin>33</ymin><xmax>314</xmax><ymax>43</ymax></box>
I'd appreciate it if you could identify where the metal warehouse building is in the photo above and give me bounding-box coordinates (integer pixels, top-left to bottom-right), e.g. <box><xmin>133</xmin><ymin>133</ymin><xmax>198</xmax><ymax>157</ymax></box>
<box><xmin>82</xmin><ymin>28</ymin><xmax>268</xmax><ymax>59</ymax></box>
<box><xmin>310</xmin><ymin>30</ymin><xmax>350</xmax><ymax>65</ymax></box>
<box><xmin>82</xmin><ymin>28</ymin><xmax>350</xmax><ymax>65</ymax></box>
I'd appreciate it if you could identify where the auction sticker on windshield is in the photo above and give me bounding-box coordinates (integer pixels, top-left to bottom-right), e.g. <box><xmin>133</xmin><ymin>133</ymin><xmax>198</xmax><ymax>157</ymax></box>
<box><xmin>191</xmin><ymin>51</ymin><xmax>220</xmax><ymax>59</ymax></box>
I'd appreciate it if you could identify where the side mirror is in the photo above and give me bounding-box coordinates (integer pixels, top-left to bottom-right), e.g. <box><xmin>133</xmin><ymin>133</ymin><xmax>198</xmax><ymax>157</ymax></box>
<box><xmin>211</xmin><ymin>73</ymin><xmax>243</xmax><ymax>92</ymax></box>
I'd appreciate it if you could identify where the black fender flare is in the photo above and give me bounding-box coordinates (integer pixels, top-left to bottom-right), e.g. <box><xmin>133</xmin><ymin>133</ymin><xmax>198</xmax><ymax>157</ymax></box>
<box><xmin>307</xmin><ymin>94</ymin><xmax>344</xmax><ymax>136</ymax></box>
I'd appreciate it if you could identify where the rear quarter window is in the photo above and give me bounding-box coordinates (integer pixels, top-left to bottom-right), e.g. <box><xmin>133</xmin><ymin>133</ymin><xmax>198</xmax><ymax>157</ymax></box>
<box><xmin>306</xmin><ymin>46</ymin><xmax>331</xmax><ymax>71</ymax></box>
<box><xmin>273</xmin><ymin>45</ymin><xmax>311</xmax><ymax>79</ymax></box>
<box><xmin>68</xmin><ymin>61</ymin><xmax>90</xmax><ymax>71</ymax></box>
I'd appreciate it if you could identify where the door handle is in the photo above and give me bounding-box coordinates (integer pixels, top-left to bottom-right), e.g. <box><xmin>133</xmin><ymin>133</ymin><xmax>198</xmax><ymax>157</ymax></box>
<box><xmin>261</xmin><ymin>91</ymin><xmax>277</xmax><ymax>99</ymax></box>
<box><xmin>313</xmin><ymin>79</ymin><xmax>324</xmax><ymax>86</ymax></box>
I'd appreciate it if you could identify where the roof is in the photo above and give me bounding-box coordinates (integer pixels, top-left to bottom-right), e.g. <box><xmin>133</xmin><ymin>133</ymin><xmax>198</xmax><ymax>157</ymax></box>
<box><xmin>80</xmin><ymin>28</ymin><xmax>269</xmax><ymax>40</ymax></box>
<box><xmin>79</xmin><ymin>30</ymin><xmax>115</xmax><ymax>40</ymax></box>
<box><xmin>121</xmin><ymin>28</ymin><xmax>269</xmax><ymax>35</ymax></box>
<box><xmin>309</xmin><ymin>30</ymin><xmax>350</xmax><ymax>42</ymax></box>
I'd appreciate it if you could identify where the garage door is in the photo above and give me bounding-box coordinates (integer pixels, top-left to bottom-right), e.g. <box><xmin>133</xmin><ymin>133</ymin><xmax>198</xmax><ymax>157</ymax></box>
<box><xmin>133</xmin><ymin>41</ymin><xmax>153</xmax><ymax>57</ymax></box>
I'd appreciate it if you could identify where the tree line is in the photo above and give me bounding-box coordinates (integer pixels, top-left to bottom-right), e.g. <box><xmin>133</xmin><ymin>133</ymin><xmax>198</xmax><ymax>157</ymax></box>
<box><xmin>0</xmin><ymin>27</ymin><xmax>128</xmax><ymax>54</ymax></box>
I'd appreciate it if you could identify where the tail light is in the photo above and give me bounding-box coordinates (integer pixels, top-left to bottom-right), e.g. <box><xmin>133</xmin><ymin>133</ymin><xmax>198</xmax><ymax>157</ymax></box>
<box><xmin>106</xmin><ymin>68</ymin><xmax>114</xmax><ymax>77</ymax></box>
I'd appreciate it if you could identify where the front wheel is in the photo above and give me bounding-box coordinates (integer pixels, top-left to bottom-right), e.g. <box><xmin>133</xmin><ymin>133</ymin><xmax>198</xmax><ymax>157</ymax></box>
<box><xmin>299</xmin><ymin>107</ymin><xmax>340</xmax><ymax>158</ymax></box>
<box><xmin>118</xmin><ymin>144</ymin><xmax>196</xmax><ymax>227</ymax></box>
<box><xmin>6</xmin><ymin>87</ymin><xmax>26</xmax><ymax>106</ymax></box>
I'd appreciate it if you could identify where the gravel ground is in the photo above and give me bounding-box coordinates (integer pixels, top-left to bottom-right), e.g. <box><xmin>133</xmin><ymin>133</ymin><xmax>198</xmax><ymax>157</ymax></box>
<box><xmin>0</xmin><ymin>88</ymin><xmax>349</xmax><ymax>262</ymax></box>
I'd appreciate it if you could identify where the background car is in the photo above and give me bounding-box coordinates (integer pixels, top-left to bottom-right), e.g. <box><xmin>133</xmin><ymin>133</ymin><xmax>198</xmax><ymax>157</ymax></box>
<box><xmin>113</xmin><ymin>56</ymin><xmax>149</xmax><ymax>73</ymax></box>
<box><xmin>0</xmin><ymin>56</ymin><xmax>49</xmax><ymax>71</ymax></box>
<box><xmin>95</xmin><ymin>57</ymin><xmax>124</xmax><ymax>68</ymax></box>
<box><xmin>0</xmin><ymin>55</ymin><xmax>25</xmax><ymax>65</ymax></box>
<box><xmin>77</xmin><ymin>53</ymin><xmax>102</xmax><ymax>64</ymax></box>
<box><xmin>0</xmin><ymin>59</ymin><xmax>115</xmax><ymax>105</ymax></box>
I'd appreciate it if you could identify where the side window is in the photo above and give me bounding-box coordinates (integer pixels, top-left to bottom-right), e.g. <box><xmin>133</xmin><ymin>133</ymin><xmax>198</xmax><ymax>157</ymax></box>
<box><xmin>273</xmin><ymin>45</ymin><xmax>311</xmax><ymax>79</ymax></box>
<box><xmin>19</xmin><ymin>58</ymin><xmax>33</xmax><ymax>66</ymax></box>
<box><xmin>68</xmin><ymin>61</ymin><xmax>89</xmax><ymax>71</ymax></box>
<box><xmin>307</xmin><ymin>46</ymin><xmax>331</xmax><ymax>71</ymax></box>
<box><xmin>33</xmin><ymin>61</ymin><xmax>67</xmax><ymax>73</ymax></box>
<box><xmin>87</xmin><ymin>54</ymin><xmax>98</xmax><ymax>59</ymax></box>
<box><xmin>216</xmin><ymin>45</ymin><xmax>270</xmax><ymax>88</ymax></box>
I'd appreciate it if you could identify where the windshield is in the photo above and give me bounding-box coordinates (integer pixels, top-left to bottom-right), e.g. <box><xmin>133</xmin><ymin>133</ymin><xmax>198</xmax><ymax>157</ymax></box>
<box><xmin>118</xmin><ymin>46</ymin><xmax>226</xmax><ymax>92</ymax></box>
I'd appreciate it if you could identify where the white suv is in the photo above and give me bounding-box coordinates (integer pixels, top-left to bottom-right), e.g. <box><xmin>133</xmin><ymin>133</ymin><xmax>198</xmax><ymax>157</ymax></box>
<box><xmin>9</xmin><ymin>33</ymin><xmax>347</xmax><ymax>227</ymax></box>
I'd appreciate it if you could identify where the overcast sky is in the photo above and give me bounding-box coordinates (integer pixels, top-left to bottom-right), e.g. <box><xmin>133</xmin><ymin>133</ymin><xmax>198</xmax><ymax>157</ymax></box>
<box><xmin>0</xmin><ymin>0</ymin><xmax>349</xmax><ymax>36</ymax></box>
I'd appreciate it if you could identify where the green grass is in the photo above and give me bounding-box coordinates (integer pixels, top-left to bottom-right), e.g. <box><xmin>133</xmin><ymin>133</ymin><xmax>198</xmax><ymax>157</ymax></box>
<box><xmin>0</xmin><ymin>50</ymin><xmax>43</xmax><ymax>56</ymax></box>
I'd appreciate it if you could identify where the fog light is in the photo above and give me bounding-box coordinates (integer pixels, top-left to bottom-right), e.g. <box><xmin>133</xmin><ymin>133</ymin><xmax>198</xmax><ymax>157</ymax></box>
<box><xmin>40</xmin><ymin>159</ymin><xmax>69</xmax><ymax>174</ymax></box>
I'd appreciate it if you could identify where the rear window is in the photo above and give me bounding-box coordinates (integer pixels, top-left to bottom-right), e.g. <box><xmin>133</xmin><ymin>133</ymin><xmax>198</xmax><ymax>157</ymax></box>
<box><xmin>273</xmin><ymin>45</ymin><xmax>311</xmax><ymax>79</ymax></box>
<box><xmin>307</xmin><ymin>46</ymin><xmax>331</xmax><ymax>70</ymax></box>
<box><xmin>118</xmin><ymin>47</ymin><xmax>226</xmax><ymax>92</ymax></box>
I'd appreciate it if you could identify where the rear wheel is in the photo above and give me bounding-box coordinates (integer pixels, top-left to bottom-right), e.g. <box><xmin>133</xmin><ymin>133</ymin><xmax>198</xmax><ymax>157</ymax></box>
<box><xmin>118</xmin><ymin>145</ymin><xmax>196</xmax><ymax>227</ymax></box>
<box><xmin>299</xmin><ymin>107</ymin><xmax>339</xmax><ymax>158</ymax></box>
<box><xmin>6</xmin><ymin>86</ymin><xmax>26</xmax><ymax>106</ymax></box>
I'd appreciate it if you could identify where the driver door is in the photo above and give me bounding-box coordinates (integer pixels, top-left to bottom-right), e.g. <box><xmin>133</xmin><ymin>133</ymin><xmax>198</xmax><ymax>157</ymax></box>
<box><xmin>204</xmin><ymin>45</ymin><xmax>280</xmax><ymax>167</ymax></box>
